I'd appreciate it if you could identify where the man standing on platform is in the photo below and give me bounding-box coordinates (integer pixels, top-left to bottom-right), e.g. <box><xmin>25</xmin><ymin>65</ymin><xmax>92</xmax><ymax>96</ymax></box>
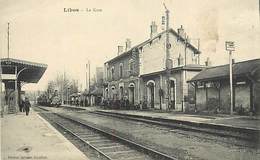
<box><xmin>24</xmin><ymin>97</ymin><xmax>31</xmax><ymax>116</ymax></box>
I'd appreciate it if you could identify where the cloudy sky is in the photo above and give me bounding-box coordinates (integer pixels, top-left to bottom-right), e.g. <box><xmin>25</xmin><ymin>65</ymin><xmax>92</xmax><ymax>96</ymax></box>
<box><xmin>0</xmin><ymin>0</ymin><xmax>259</xmax><ymax>91</ymax></box>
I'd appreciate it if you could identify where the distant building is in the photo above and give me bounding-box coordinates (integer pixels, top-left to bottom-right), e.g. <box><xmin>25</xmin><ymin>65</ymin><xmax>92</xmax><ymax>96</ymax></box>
<box><xmin>188</xmin><ymin>59</ymin><xmax>260</xmax><ymax>115</ymax></box>
<box><xmin>96</xmin><ymin>67</ymin><xmax>104</xmax><ymax>86</ymax></box>
<box><xmin>84</xmin><ymin>67</ymin><xmax>104</xmax><ymax>106</ymax></box>
<box><xmin>103</xmin><ymin>22</ymin><xmax>204</xmax><ymax>110</ymax></box>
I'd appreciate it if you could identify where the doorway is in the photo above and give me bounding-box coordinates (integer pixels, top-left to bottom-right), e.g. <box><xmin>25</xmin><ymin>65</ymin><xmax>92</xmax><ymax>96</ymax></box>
<box><xmin>119</xmin><ymin>86</ymin><xmax>124</xmax><ymax>100</ymax></box>
<box><xmin>169</xmin><ymin>80</ymin><xmax>176</xmax><ymax>110</ymax></box>
<box><xmin>147</xmin><ymin>80</ymin><xmax>155</xmax><ymax>108</ymax></box>
<box><xmin>128</xmin><ymin>83</ymin><xmax>135</xmax><ymax>105</ymax></box>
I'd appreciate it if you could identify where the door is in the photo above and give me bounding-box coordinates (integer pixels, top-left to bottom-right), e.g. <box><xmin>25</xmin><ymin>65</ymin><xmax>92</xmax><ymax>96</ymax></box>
<box><xmin>129</xmin><ymin>87</ymin><xmax>135</xmax><ymax>105</ymax></box>
<box><xmin>147</xmin><ymin>82</ymin><xmax>155</xmax><ymax>108</ymax></box>
<box><xmin>170</xmin><ymin>80</ymin><xmax>176</xmax><ymax>109</ymax></box>
<box><xmin>150</xmin><ymin>85</ymin><xmax>155</xmax><ymax>108</ymax></box>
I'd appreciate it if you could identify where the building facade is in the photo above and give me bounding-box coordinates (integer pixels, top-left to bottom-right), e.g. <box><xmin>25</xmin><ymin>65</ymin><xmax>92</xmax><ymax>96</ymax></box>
<box><xmin>103</xmin><ymin>22</ymin><xmax>204</xmax><ymax>110</ymax></box>
<box><xmin>103</xmin><ymin>40</ymin><xmax>140</xmax><ymax>106</ymax></box>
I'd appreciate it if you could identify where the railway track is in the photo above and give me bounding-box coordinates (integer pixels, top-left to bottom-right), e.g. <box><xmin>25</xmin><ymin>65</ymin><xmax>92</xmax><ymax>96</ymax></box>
<box><xmin>89</xmin><ymin>110</ymin><xmax>258</xmax><ymax>143</ymax></box>
<box><xmin>41</xmin><ymin>106</ymin><xmax>258</xmax><ymax>149</ymax></box>
<box><xmin>46</xmin><ymin>106</ymin><xmax>258</xmax><ymax>148</ymax></box>
<box><xmin>37</xmin><ymin>107</ymin><xmax>178</xmax><ymax>160</ymax></box>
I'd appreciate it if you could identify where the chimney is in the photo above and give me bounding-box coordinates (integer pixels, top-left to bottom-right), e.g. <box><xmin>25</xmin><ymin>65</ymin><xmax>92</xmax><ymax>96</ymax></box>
<box><xmin>177</xmin><ymin>25</ymin><xmax>186</xmax><ymax>39</ymax></box>
<box><xmin>117</xmin><ymin>46</ymin><xmax>124</xmax><ymax>56</ymax></box>
<box><xmin>150</xmin><ymin>21</ymin><xmax>158</xmax><ymax>39</ymax></box>
<box><xmin>125</xmin><ymin>39</ymin><xmax>131</xmax><ymax>51</ymax></box>
<box><xmin>205</xmin><ymin>57</ymin><xmax>212</xmax><ymax>66</ymax></box>
<box><xmin>186</xmin><ymin>36</ymin><xmax>190</xmax><ymax>43</ymax></box>
<box><xmin>161</xmin><ymin>16</ymin><xmax>165</xmax><ymax>30</ymax></box>
<box><xmin>232</xmin><ymin>59</ymin><xmax>235</xmax><ymax>64</ymax></box>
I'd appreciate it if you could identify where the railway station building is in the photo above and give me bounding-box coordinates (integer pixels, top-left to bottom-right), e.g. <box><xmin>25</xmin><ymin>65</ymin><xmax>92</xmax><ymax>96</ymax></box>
<box><xmin>188</xmin><ymin>59</ymin><xmax>260</xmax><ymax>115</ymax></box>
<box><xmin>103</xmin><ymin>22</ymin><xmax>205</xmax><ymax>110</ymax></box>
<box><xmin>1</xmin><ymin>58</ymin><xmax>47</xmax><ymax>114</ymax></box>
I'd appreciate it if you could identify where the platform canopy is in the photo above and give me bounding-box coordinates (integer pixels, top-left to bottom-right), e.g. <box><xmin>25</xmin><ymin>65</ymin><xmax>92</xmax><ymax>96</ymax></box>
<box><xmin>1</xmin><ymin>58</ymin><xmax>48</xmax><ymax>83</ymax></box>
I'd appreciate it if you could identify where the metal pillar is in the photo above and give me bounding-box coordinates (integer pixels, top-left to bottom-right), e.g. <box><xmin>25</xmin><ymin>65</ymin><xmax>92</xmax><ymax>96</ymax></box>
<box><xmin>15</xmin><ymin>66</ymin><xmax>18</xmax><ymax>113</ymax></box>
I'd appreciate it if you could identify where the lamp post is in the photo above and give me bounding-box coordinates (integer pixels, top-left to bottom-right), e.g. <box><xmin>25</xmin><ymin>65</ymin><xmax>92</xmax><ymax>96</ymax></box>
<box><xmin>225</xmin><ymin>41</ymin><xmax>235</xmax><ymax>115</ymax></box>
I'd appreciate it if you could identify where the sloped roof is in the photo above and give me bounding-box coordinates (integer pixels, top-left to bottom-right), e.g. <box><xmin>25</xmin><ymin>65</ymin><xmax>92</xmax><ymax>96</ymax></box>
<box><xmin>1</xmin><ymin>58</ymin><xmax>48</xmax><ymax>83</ymax></box>
<box><xmin>105</xmin><ymin>28</ymin><xmax>200</xmax><ymax>64</ymax></box>
<box><xmin>140</xmin><ymin>64</ymin><xmax>205</xmax><ymax>77</ymax></box>
<box><xmin>188</xmin><ymin>59</ymin><xmax>260</xmax><ymax>82</ymax></box>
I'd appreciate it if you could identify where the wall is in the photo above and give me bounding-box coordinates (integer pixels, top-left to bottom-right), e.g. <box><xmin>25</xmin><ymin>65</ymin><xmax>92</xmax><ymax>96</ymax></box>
<box><xmin>106</xmin><ymin>51</ymin><xmax>139</xmax><ymax>82</ymax></box>
<box><xmin>196</xmin><ymin>86</ymin><xmax>207</xmax><ymax>111</ymax></box>
<box><xmin>141</xmin><ymin>70</ymin><xmax>185</xmax><ymax>110</ymax></box>
<box><xmin>141</xmin><ymin>33</ymin><xmax>199</xmax><ymax>75</ymax></box>
<box><xmin>195</xmin><ymin>80</ymin><xmax>253</xmax><ymax>114</ymax></box>
<box><xmin>234</xmin><ymin>83</ymin><xmax>250</xmax><ymax>112</ymax></box>
<box><xmin>254</xmin><ymin>82</ymin><xmax>260</xmax><ymax>114</ymax></box>
<box><xmin>219</xmin><ymin>81</ymin><xmax>230</xmax><ymax>113</ymax></box>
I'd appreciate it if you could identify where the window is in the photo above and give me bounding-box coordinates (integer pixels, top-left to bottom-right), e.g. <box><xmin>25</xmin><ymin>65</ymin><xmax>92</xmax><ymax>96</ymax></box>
<box><xmin>111</xmin><ymin>66</ymin><xmax>115</xmax><ymax>80</ymax></box>
<box><xmin>129</xmin><ymin>59</ymin><xmax>134</xmax><ymax>73</ymax></box>
<box><xmin>106</xmin><ymin>67</ymin><xmax>109</xmax><ymax>79</ymax></box>
<box><xmin>119</xmin><ymin>63</ymin><xmax>123</xmax><ymax>78</ymax></box>
<box><xmin>192</xmin><ymin>53</ymin><xmax>198</xmax><ymax>64</ymax></box>
<box><xmin>120</xmin><ymin>86</ymin><xmax>124</xmax><ymax>100</ymax></box>
<box><xmin>178</xmin><ymin>54</ymin><xmax>183</xmax><ymax>66</ymax></box>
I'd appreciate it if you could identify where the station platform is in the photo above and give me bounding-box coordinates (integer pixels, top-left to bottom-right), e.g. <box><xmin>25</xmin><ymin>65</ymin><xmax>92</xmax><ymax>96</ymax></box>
<box><xmin>1</xmin><ymin>109</ymin><xmax>88</xmax><ymax>160</ymax></box>
<box><xmin>61</xmin><ymin>105</ymin><xmax>260</xmax><ymax>132</ymax></box>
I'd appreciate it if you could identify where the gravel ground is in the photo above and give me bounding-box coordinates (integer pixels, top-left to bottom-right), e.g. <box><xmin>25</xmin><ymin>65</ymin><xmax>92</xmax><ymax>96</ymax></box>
<box><xmin>42</xmin><ymin>107</ymin><xmax>260</xmax><ymax>160</ymax></box>
<box><xmin>38</xmin><ymin>113</ymin><xmax>108</xmax><ymax>160</ymax></box>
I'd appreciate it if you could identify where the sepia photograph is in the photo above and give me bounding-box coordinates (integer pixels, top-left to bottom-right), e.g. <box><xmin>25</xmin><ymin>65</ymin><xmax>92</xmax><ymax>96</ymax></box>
<box><xmin>1</xmin><ymin>0</ymin><xmax>260</xmax><ymax>159</ymax></box>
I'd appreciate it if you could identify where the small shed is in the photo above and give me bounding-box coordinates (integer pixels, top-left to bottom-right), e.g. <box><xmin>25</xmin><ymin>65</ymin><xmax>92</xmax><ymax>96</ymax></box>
<box><xmin>188</xmin><ymin>59</ymin><xmax>260</xmax><ymax>115</ymax></box>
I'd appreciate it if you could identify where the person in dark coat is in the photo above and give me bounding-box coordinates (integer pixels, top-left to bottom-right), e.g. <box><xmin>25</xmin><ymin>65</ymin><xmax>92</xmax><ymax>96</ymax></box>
<box><xmin>19</xmin><ymin>101</ymin><xmax>23</xmax><ymax>112</ymax></box>
<box><xmin>20</xmin><ymin>99</ymin><xmax>25</xmax><ymax>112</ymax></box>
<box><xmin>24</xmin><ymin>97</ymin><xmax>31</xmax><ymax>116</ymax></box>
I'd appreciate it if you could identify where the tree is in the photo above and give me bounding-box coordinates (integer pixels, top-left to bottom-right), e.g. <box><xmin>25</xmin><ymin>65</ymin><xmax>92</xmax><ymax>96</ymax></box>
<box><xmin>45</xmin><ymin>72</ymin><xmax>79</xmax><ymax>103</ymax></box>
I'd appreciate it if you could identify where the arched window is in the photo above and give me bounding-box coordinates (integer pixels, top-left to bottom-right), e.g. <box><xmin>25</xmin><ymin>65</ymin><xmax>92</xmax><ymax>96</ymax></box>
<box><xmin>178</xmin><ymin>54</ymin><xmax>184</xmax><ymax>66</ymax></box>
<box><xmin>129</xmin><ymin>59</ymin><xmax>134</xmax><ymax>73</ymax></box>
<box><xmin>119</xmin><ymin>63</ymin><xmax>123</xmax><ymax>78</ymax></box>
<box><xmin>111</xmin><ymin>66</ymin><xmax>115</xmax><ymax>80</ymax></box>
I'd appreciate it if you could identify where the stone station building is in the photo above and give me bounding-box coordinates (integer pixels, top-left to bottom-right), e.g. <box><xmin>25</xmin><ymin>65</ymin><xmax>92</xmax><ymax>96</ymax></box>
<box><xmin>103</xmin><ymin>22</ymin><xmax>205</xmax><ymax>111</ymax></box>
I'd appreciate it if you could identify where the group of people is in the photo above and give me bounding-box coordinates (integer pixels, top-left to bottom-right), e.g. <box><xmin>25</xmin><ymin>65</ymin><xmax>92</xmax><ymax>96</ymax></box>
<box><xmin>19</xmin><ymin>97</ymin><xmax>31</xmax><ymax>116</ymax></box>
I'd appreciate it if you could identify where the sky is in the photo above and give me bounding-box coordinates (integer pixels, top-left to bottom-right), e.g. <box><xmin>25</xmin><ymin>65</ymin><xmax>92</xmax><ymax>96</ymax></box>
<box><xmin>0</xmin><ymin>0</ymin><xmax>259</xmax><ymax>91</ymax></box>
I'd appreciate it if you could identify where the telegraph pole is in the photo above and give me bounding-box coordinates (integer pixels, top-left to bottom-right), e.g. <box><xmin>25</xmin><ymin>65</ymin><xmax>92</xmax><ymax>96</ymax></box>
<box><xmin>88</xmin><ymin>60</ymin><xmax>91</xmax><ymax>94</ymax></box>
<box><xmin>164</xmin><ymin>3</ymin><xmax>171</xmax><ymax>110</ymax></box>
<box><xmin>7</xmin><ymin>22</ymin><xmax>10</xmax><ymax>59</ymax></box>
<box><xmin>225</xmin><ymin>41</ymin><xmax>235</xmax><ymax>115</ymax></box>
<box><xmin>86</xmin><ymin>63</ymin><xmax>88</xmax><ymax>93</ymax></box>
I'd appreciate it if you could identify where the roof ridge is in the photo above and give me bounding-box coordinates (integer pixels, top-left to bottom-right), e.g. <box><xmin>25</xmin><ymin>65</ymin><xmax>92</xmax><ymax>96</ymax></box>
<box><xmin>204</xmin><ymin>58</ymin><xmax>260</xmax><ymax>70</ymax></box>
<box><xmin>106</xmin><ymin>27</ymin><xmax>200</xmax><ymax>64</ymax></box>
<box><xmin>1</xmin><ymin>58</ymin><xmax>48</xmax><ymax>67</ymax></box>
<box><xmin>189</xmin><ymin>58</ymin><xmax>260</xmax><ymax>82</ymax></box>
